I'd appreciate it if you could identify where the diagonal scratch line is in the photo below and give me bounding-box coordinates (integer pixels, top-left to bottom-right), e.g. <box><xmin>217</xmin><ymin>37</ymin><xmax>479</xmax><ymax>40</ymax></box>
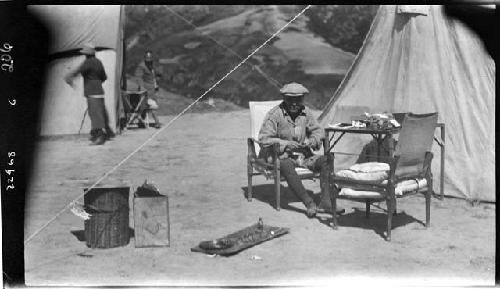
<box><xmin>24</xmin><ymin>5</ymin><xmax>312</xmax><ymax>245</ymax></box>
<box><xmin>164</xmin><ymin>5</ymin><xmax>282</xmax><ymax>88</ymax></box>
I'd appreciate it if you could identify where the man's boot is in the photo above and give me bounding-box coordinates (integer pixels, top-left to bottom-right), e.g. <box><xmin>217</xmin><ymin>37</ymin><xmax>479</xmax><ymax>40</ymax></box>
<box><xmin>318</xmin><ymin>193</ymin><xmax>345</xmax><ymax>215</ymax></box>
<box><xmin>105</xmin><ymin>127</ymin><xmax>116</xmax><ymax>140</ymax></box>
<box><xmin>305</xmin><ymin>201</ymin><xmax>318</xmax><ymax>218</ymax></box>
<box><xmin>91</xmin><ymin>129</ymin><xmax>106</xmax><ymax>145</ymax></box>
<box><xmin>88</xmin><ymin>129</ymin><xmax>97</xmax><ymax>142</ymax></box>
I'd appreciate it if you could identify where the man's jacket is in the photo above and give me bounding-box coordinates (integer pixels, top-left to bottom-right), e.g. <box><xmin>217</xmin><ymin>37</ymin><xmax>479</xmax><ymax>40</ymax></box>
<box><xmin>68</xmin><ymin>57</ymin><xmax>107</xmax><ymax>96</ymax></box>
<box><xmin>258</xmin><ymin>102</ymin><xmax>322</xmax><ymax>160</ymax></box>
<box><xmin>134</xmin><ymin>61</ymin><xmax>158</xmax><ymax>92</ymax></box>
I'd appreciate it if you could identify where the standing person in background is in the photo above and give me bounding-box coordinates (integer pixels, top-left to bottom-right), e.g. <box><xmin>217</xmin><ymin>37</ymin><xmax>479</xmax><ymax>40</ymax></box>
<box><xmin>64</xmin><ymin>43</ymin><xmax>110</xmax><ymax>145</ymax></box>
<box><xmin>135</xmin><ymin>50</ymin><xmax>162</xmax><ymax>129</ymax></box>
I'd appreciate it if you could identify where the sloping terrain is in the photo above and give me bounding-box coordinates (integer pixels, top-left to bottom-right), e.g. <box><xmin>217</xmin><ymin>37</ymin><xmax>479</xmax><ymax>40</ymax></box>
<box><xmin>125</xmin><ymin>5</ymin><xmax>356</xmax><ymax>110</ymax></box>
<box><xmin>126</xmin><ymin>79</ymin><xmax>242</xmax><ymax>116</ymax></box>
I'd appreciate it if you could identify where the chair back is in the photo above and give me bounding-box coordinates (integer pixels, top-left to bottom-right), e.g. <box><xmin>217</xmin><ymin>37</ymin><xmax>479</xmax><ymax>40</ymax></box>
<box><xmin>394</xmin><ymin>112</ymin><xmax>438</xmax><ymax>178</ymax></box>
<box><xmin>392</xmin><ymin>112</ymin><xmax>408</xmax><ymax>126</ymax></box>
<box><xmin>122</xmin><ymin>91</ymin><xmax>148</xmax><ymax>113</ymax></box>
<box><xmin>249</xmin><ymin>100</ymin><xmax>283</xmax><ymax>155</ymax></box>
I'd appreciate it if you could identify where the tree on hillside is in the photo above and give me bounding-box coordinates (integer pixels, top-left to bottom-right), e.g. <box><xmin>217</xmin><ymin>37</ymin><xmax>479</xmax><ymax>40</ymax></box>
<box><xmin>305</xmin><ymin>5</ymin><xmax>378</xmax><ymax>54</ymax></box>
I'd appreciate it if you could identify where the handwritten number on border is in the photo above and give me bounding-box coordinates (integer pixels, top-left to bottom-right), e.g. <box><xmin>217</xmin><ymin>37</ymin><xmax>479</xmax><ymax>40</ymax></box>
<box><xmin>1</xmin><ymin>43</ymin><xmax>13</xmax><ymax>72</ymax></box>
<box><xmin>5</xmin><ymin>152</ymin><xmax>16</xmax><ymax>191</ymax></box>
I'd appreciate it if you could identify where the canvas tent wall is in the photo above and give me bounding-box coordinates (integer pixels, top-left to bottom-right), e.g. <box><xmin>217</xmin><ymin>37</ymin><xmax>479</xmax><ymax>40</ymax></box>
<box><xmin>318</xmin><ymin>5</ymin><xmax>495</xmax><ymax>202</ymax></box>
<box><xmin>28</xmin><ymin>5</ymin><xmax>124</xmax><ymax>136</ymax></box>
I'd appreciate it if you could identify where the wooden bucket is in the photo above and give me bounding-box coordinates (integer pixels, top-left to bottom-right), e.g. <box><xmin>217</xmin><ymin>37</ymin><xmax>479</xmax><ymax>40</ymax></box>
<box><xmin>84</xmin><ymin>187</ymin><xmax>130</xmax><ymax>249</ymax></box>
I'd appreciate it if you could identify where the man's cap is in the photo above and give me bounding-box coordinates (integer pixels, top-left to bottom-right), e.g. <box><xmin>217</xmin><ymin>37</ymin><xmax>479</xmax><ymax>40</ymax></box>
<box><xmin>81</xmin><ymin>43</ymin><xmax>96</xmax><ymax>55</ymax></box>
<box><xmin>280</xmin><ymin>82</ymin><xmax>309</xmax><ymax>96</ymax></box>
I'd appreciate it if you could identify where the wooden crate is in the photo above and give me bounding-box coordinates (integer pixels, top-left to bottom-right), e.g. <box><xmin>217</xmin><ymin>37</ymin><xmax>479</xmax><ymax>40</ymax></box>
<box><xmin>133</xmin><ymin>195</ymin><xmax>170</xmax><ymax>248</ymax></box>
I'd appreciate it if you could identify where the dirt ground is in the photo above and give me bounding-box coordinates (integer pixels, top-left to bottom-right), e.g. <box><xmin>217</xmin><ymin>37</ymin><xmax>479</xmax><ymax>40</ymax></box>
<box><xmin>25</xmin><ymin>110</ymin><xmax>495</xmax><ymax>286</ymax></box>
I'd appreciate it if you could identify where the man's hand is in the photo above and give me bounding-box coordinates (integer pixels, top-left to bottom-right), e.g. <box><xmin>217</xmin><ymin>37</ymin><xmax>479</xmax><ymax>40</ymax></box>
<box><xmin>303</xmin><ymin>138</ymin><xmax>315</xmax><ymax>148</ymax></box>
<box><xmin>284</xmin><ymin>140</ymin><xmax>301</xmax><ymax>152</ymax></box>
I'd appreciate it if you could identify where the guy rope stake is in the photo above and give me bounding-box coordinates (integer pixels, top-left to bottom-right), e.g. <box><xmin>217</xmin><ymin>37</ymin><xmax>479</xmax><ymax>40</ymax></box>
<box><xmin>24</xmin><ymin>5</ymin><xmax>312</xmax><ymax>245</ymax></box>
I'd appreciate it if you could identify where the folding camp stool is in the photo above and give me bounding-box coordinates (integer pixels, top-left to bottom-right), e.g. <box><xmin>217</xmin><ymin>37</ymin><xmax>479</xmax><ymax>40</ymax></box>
<box><xmin>122</xmin><ymin>90</ymin><xmax>151</xmax><ymax>130</ymax></box>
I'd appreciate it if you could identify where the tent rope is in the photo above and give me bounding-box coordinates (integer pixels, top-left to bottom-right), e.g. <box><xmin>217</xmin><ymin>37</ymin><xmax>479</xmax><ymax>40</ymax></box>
<box><xmin>24</xmin><ymin>5</ymin><xmax>312</xmax><ymax>245</ymax></box>
<box><xmin>163</xmin><ymin>5</ymin><xmax>282</xmax><ymax>89</ymax></box>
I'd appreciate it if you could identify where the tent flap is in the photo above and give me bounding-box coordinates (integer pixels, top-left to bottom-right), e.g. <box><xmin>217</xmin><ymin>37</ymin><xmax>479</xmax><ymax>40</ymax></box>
<box><xmin>28</xmin><ymin>5</ymin><xmax>124</xmax><ymax>136</ymax></box>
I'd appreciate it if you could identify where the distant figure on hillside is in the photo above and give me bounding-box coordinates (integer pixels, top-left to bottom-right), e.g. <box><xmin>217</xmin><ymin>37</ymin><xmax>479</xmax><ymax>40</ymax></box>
<box><xmin>258</xmin><ymin>82</ymin><xmax>345</xmax><ymax>218</ymax></box>
<box><xmin>135</xmin><ymin>50</ymin><xmax>162</xmax><ymax>129</ymax></box>
<box><xmin>64</xmin><ymin>43</ymin><xmax>113</xmax><ymax>145</ymax></box>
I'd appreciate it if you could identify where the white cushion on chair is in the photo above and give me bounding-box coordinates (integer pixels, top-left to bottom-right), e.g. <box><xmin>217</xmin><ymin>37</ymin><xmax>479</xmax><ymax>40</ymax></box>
<box><xmin>349</xmin><ymin>162</ymin><xmax>390</xmax><ymax>173</ymax></box>
<box><xmin>394</xmin><ymin>178</ymin><xmax>428</xmax><ymax>195</ymax></box>
<box><xmin>336</xmin><ymin>162</ymin><xmax>428</xmax><ymax>197</ymax></box>
<box><xmin>295</xmin><ymin>167</ymin><xmax>314</xmax><ymax>177</ymax></box>
<box><xmin>339</xmin><ymin>188</ymin><xmax>385</xmax><ymax>198</ymax></box>
<box><xmin>253</xmin><ymin>167</ymin><xmax>315</xmax><ymax>179</ymax></box>
<box><xmin>339</xmin><ymin>178</ymin><xmax>428</xmax><ymax>197</ymax></box>
<box><xmin>335</xmin><ymin>162</ymin><xmax>390</xmax><ymax>182</ymax></box>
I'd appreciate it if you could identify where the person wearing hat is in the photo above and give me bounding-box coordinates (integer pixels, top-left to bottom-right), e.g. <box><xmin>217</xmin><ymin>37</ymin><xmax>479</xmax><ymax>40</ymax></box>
<box><xmin>258</xmin><ymin>82</ymin><xmax>344</xmax><ymax>218</ymax></box>
<box><xmin>64</xmin><ymin>43</ymin><xmax>111</xmax><ymax>145</ymax></box>
<box><xmin>135</xmin><ymin>50</ymin><xmax>162</xmax><ymax>129</ymax></box>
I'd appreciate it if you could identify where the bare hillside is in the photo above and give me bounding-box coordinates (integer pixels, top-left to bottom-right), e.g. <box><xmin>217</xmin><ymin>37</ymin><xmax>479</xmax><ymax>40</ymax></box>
<box><xmin>125</xmin><ymin>5</ymin><xmax>369</xmax><ymax>111</ymax></box>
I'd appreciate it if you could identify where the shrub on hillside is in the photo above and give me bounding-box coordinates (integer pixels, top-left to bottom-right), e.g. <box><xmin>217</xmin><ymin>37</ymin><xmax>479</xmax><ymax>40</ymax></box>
<box><xmin>305</xmin><ymin>5</ymin><xmax>378</xmax><ymax>54</ymax></box>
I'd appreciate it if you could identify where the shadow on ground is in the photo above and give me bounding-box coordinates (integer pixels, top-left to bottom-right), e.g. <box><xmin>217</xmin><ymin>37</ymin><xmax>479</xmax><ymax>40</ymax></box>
<box><xmin>70</xmin><ymin>227</ymin><xmax>135</xmax><ymax>242</ymax></box>
<box><xmin>242</xmin><ymin>184</ymin><xmax>424</xmax><ymax>240</ymax></box>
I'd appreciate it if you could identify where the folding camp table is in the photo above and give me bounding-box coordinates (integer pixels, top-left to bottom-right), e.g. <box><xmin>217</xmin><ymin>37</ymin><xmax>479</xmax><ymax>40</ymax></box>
<box><xmin>121</xmin><ymin>90</ymin><xmax>150</xmax><ymax>130</ymax></box>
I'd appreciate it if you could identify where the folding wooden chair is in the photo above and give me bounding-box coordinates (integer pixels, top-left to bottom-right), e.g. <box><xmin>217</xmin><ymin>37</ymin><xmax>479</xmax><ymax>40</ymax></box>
<box><xmin>329</xmin><ymin>112</ymin><xmax>438</xmax><ymax>241</ymax></box>
<box><xmin>121</xmin><ymin>90</ymin><xmax>150</xmax><ymax>129</ymax></box>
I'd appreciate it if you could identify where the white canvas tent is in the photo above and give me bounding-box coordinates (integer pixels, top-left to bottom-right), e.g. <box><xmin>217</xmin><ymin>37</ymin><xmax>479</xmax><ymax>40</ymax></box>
<box><xmin>318</xmin><ymin>5</ymin><xmax>495</xmax><ymax>202</ymax></box>
<box><xmin>28</xmin><ymin>5</ymin><xmax>125</xmax><ymax>136</ymax></box>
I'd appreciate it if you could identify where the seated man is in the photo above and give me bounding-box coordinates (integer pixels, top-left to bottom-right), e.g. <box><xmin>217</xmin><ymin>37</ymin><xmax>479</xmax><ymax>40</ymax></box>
<box><xmin>258</xmin><ymin>82</ymin><xmax>344</xmax><ymax>218</ymax></box>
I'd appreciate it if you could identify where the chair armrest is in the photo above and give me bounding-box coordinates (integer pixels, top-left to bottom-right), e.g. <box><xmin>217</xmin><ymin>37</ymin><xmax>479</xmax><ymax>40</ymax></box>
<box><xmin>271</xmin><ymin>142</ymin><xmax>280</xmax><ymax>160</ymax></box>
<box><xmin>248</xmin><ymin>138</ymin><xmax>280</xmax><ymax>155</ymax></box>
<box><xmin>386</xmin><ymin>155</ymin><xmax>400</xmax><ymax>198</ymax></box>
<box><xmin>422</xmin><ymin>151</ymin><xmax>433</xmax><ymax>176</ymax></box>
<box><xmin>388</xmin><ymin>155</ymin><xmax>399</xmax><ymax>179</ymax></box>
<box><xmin>248</xmin><ymin>138</ymin><xmax>280</xmax><ymax>170</ymax></box>
<box><xmin>270</xmin><ymin>142</ymin><xmax>280</xmax><ymax>171</ymax></box>
<box><xmin>247</xmin><ymin>138</ymin><xmax>257</xmax><ymax>159</ymax></box>
<box><xmin>250</xmin><ymin>137</ymin><xmax>261</xmax><ymax>145</ymax></box>
<box><xmin>254</xmin><ymin>158</ymin><xmax>276</xmax><ymax>168</ymax></box>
